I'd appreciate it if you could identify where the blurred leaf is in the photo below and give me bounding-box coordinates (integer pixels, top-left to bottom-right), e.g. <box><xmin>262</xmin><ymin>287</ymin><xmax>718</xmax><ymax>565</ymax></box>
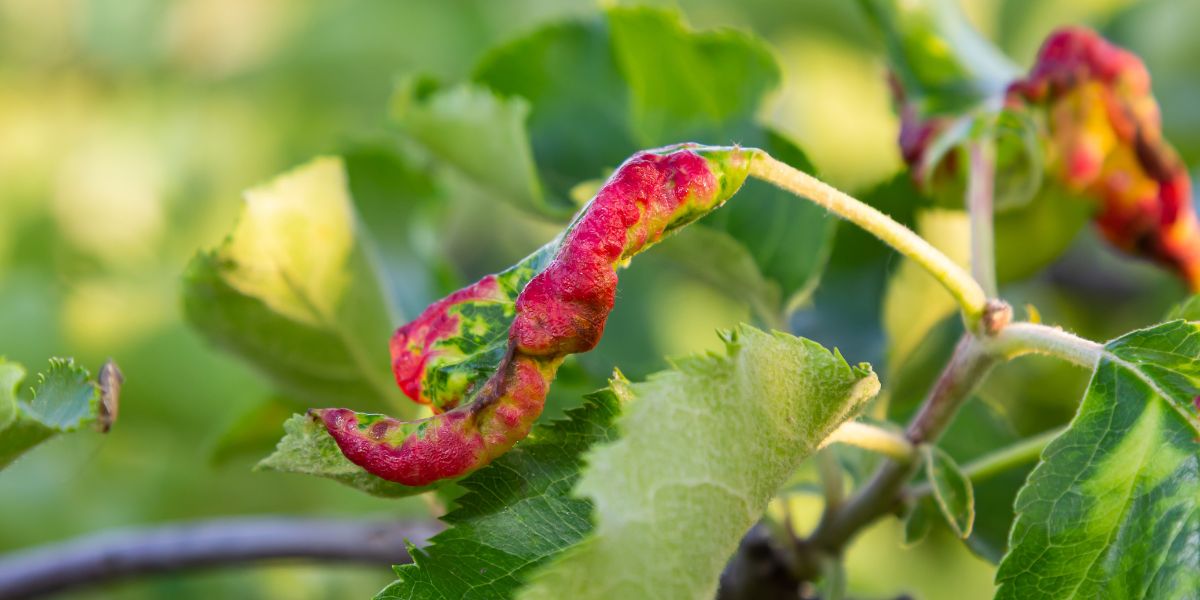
<box><xmin>994</xmin><ymin>185</ymin><xmax>1093</xmax><ymax>284</ymax></box>
<box><xmin>379</xmin><ymin>388</ymin><xmax>622</xmax><ymax>600</ymax></box>
<box><xmin>210</xmin><ymin>396</ymin><xmax>307</xmax><ymax>467</ymax></box>
<box><xmin>516</xmin><ymin>326</ymin><xmax>879</xmax><ymax>600</ymax></box>
<box><xmin>0</xmin><ymin>358</ymin><xmax>101</xmax><ymax>471</ymax></box>
<box><xmin>888</xmin><ymin>313</ymin><xmax>964</xmax><ymax>418</ymax></box>
<box><xmin>923</xmin><ymin>444</ymin><xmax>975</xmax><ymax>538</ymax></box>
<box><xmin>256</xmin><ymin>414</ymin><xmax>437</xmax><ymax>499</ymax></box>
<box><xmin>0</xmin><ymin>359</ymin><xmax>22</xmax><ymax>432</ymax></box>
<box><xmin>392</xmin><ymin>78</ymin><xmax>558</xmax><ymax>217</ymax></box>
<box><xmin>606</xmin><ymin>6</ymin><xmax>779</xmax><ymax>146</ymax></box>
<box><xmin>883</xmin><ymin>209</ymin><xmax>970</xmax><ymax>371</ymax></box>
<box><xmin>182</xmin><ymin>157</ymin><xmax>415</xmax><ymax>416</ymax></box>
<box><xmin>700</xmin><ymin>132</ymin><xmax>836</xmax><ymax>313</ymax></box>
<box><xmin>474</xmin><ymin>19</ymin><xmax>636</xmax><ymax>205</ymax></box>
<box><xmin>1166</xmin><ymin>295</ymin><xmax>1200</xmax><ymax>321</ymax></box>
<box><xmin>341</xmin><ymin>142</ymin><xmax>445</xmax><ymax>319</ymax></box>
<box><xmin>903</xmin><ymin>497</ymin><xmax>937</xmax><ymax>547</ymax></box>
<box><xmin>857</xmin><ymin>0</ymin><xmax>1017</xmax><ymax>115</ymax></box>
<box><xmin>651</xmin><ymin>226</ymin><xmax>783</xmax><ymax>328</ymax></box>
<box><xmin>995</xmin><ymin>321</ymin><xmax>1200</xmax><ymax>599</ymax></box>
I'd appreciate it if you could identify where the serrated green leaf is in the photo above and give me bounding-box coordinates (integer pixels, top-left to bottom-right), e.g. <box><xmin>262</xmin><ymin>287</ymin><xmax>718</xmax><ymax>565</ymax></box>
<box><xmin>516</xmin><ymin>325</ymin><xmax>879</xmax><ymax>600</ymax></box>
<box><xmin>182</xmin><ymin>157</ymin><xmax>414</xmax><ymax>416</ymax></box>
<box><xmin>0</xmin><ymin>358</ymin><xmax>101</xmax><ymax>471</ymax></box>
<box><xmin>378</xmin><ymin>389</ymin><xmax>623</xmax><ymax>600</ymax></box>
<box><xmin>256</xmin><ymin>414</ymin><xmax>437</xmax><ymax>498</ymax></box>
<box><xmin>995</xmin><ymin>320</ymin><xmax>1200</xmax><ymax>600</ymax></box>
<box><xmin>923</xmin><ymin>444</ymin><xmax>975</xmax><ymax>538</ymax></box>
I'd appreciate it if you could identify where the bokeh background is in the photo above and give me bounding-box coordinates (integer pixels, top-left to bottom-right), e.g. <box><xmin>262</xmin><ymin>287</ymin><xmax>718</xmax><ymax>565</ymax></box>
<box><xmin>1</xmin><ymin>0</ymin><xmax>1198</xmax><ymax>598</ymax></box>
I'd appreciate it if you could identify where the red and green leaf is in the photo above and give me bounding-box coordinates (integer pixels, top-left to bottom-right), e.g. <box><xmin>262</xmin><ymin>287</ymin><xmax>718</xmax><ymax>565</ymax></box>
<box><xmin>313</xmin><ymin>144</ymin><xmax>755</xmax><ymax>486</ymax></box>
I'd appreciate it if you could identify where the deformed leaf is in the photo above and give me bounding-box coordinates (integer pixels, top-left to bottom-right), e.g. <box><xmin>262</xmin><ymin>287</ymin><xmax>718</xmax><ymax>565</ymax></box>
<box><xmin>923</xmin><ymin>444</ymin><xmax>975</xmax><ymax>538</ymax></box>
<box><xmin>256</xmin><ymin>414</ymin><xmax>437</xmax><ymax>499</ymax></box>
<box><xmin>182</xmin><ymin>157</ymin><xmax>414</xmax><ymax>416</ymax></box>
<box><xmin>995</xmin><ymin>320</ymin><xmax>1200</xmax><ymax>600</ymax></box>
<box><xmin>398</xmin><ymin>7</ymin><xmax>835</xmax><ymax>316</ymax></box>
<box><xmin>378</xmin><ymin>388</ymin><xmax>623</xmax><ymax>600</ymax></box>
<box><xmin>516</xmin><ymin>325</ymin><xmax>879</xmax><ymax>600</ymax></box>
<box><xmin>0</xmin><ymin>358</ymin><xmax>102</xmax><ymax>470</ymax></box>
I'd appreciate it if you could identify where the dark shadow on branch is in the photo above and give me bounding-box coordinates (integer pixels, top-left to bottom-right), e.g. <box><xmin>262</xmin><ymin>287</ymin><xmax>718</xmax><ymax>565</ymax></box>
<box><xmin>0</xmin><ymin>517</ymin><xmax>442</xmax><ymax>600</ymax></box>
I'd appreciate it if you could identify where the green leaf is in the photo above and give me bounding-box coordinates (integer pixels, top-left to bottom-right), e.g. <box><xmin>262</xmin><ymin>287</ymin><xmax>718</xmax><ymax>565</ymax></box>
<box><xmin>857</xmin><ymin>0</ymin><xmax>1016</xmax><ymax>115</ymax></box>
<box><xmin>1166</xmin><ymin>295</ymin><xmax>1200</xmax><ymax>322</ymax></box>
<box><xmin>256</xmin><ymin>414</ymin><xmax>437</xmax><ymax>498</ymax></box>
<box><xmin>923</xmin><ymin>444</ymin><xmax>975</xmax><ymax>538</ymax></box>
<box><xmin>650</xmin><ymin>226</ymin><xmax>783</xmax><ymax>328</ymax></box>
<box><xmin>341</xmin><ymin>142</ymin><xmax>445</xmax><ymax>319</ymax></box>
<box><xmin>0</xmin><ymin>358</ymin><xmax>101</xmax><ymax>470</ymax></box>
<box><xmin>606</xmin><ymin>6</ymin><xmax>779</xmax><ymax>146</ymax></box>
<box><xmin>903</xmin><ymin>497</ymin><xmax>937</xmax><ymax>547</ymax></box>
<box><xmin>995</xmin><ymin>320</ymin><xmax>1200</xmax><ymax>600</ymax></box>
<box><xmin>182</xmin><ymin>156</ymin><xmax>414</xmax><ymax>416</ymax></box>
<box><xmin>516</xmin><ymin>325</ymin><xmax>879</xmax><ymax>600</ymax></box>
<box><xmin>378</xmin><ymin>388</ymin><xmax>623</xmax><ymax>600</ymax></box>
<box><xmin>391</xmin><ymin>77</ymin><xmax>559</xmax><ymax>217</ymax></box>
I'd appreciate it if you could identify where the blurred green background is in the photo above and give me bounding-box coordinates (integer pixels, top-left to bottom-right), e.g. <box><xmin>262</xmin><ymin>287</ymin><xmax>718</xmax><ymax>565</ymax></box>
<box><xmin>1</xmin><ymin>0</ymin><xmax>1197</xmax><ymax>598</ymax></box>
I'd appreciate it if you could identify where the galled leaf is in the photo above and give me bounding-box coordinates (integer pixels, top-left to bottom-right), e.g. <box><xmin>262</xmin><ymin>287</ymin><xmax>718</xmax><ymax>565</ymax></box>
<box><xmin>378</xmin><ymin>388</ymin><xmax>623</xmax><ymax>600</ymax></box>
<box><xmin>314</xmin><ymin>145</ymin><xmax>754</xmax><ymax>487</ymax></box>
<box><xmin>516</xmin><ymin>325</ymin><xmax>879</xmax><ymax>600</ymax></box>
<box><xmin>400</xmin><ymin>7</ymin><xmax>835</xmax><ymax>313</ymax></box>
<box><xmin>182</xmin><ymin>156</ymin><xmax>414</xmax><ymax>416</ymax></box>
<box><xmin>256</xmin><ymin>414</ymin><xmax>437</xmax><ymax>499</ymax></box>
<box><xmin>995</xmin><ymin>320</ymin><xmax>1200</xmax><ymax>599</ymax></box>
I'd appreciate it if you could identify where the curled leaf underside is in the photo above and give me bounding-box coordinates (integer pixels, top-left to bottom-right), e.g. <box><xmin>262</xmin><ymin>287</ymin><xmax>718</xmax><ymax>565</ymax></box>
<box><xmin>314</xmin><ymin>144</ymin><xmax>755</xmax><ymax>486</ymax></box>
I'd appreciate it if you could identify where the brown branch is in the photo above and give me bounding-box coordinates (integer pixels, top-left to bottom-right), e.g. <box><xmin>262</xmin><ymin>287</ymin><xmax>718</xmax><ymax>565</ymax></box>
<box><xmin>0</xmin><ymin>517</ymin><xmax>442</xmax><ymax>600</ymax></box>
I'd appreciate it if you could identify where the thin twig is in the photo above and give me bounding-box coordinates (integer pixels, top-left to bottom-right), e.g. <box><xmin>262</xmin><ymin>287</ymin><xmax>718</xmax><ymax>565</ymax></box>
<box><xmin>748</xmin><ymin>152</ymin><xmax>988</xmax><ymax>325</ymax></box>
<box><xmin>0</xmin><ymin>517</ymin><xmax>442</xmax><ymax>600</ymax></box>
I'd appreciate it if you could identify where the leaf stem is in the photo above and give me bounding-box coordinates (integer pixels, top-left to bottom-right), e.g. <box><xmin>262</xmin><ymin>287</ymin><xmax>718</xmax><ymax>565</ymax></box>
<box><xmin>966</xmin><ymin>138</ymin><xmax>998</xmax><ymax>298</ymax></box>
<box><xmin>908</xmin><ymin>425</ymin><xmax>1066</xmax><ymax>498</ymax></box>
<box><xmin>986</xmin><ymin>322</ymin><xmax>1103</xmax><ymax>369</ymax></box>
<box><xmin>748</xmin><ymin>152</ymin><xmax>988</xmax><ymax>325</ymax></box>
<box><xmin>818</xmin><ymin>421</ymin><xmax>916</xmax><ymax>463</ymax></box>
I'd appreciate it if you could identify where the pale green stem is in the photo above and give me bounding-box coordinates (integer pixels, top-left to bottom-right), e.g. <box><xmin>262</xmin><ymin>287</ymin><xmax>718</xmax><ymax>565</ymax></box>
<box><xmin>748</xmin><ymin>152</ymin><xmax>988</xmax><ymax>325</ymax></box>
<box><xmin>819</xmin><ymin>421</ymin><xmax>917</xmax><ymax>463</ymax></box>
<box><xmin>986</xmin><ymin>322</ymin><xmax>1103</xmax><ymax>369</ymax></box>
<box><xmin>966</xmin><ymin>138</ymin><xmax>998</xmax><ymax>298</ymax></box>
<box><xmin>909</xmin><ymin>425</ymin><xmax>1066</xmax><ymax>497</ymax></box>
